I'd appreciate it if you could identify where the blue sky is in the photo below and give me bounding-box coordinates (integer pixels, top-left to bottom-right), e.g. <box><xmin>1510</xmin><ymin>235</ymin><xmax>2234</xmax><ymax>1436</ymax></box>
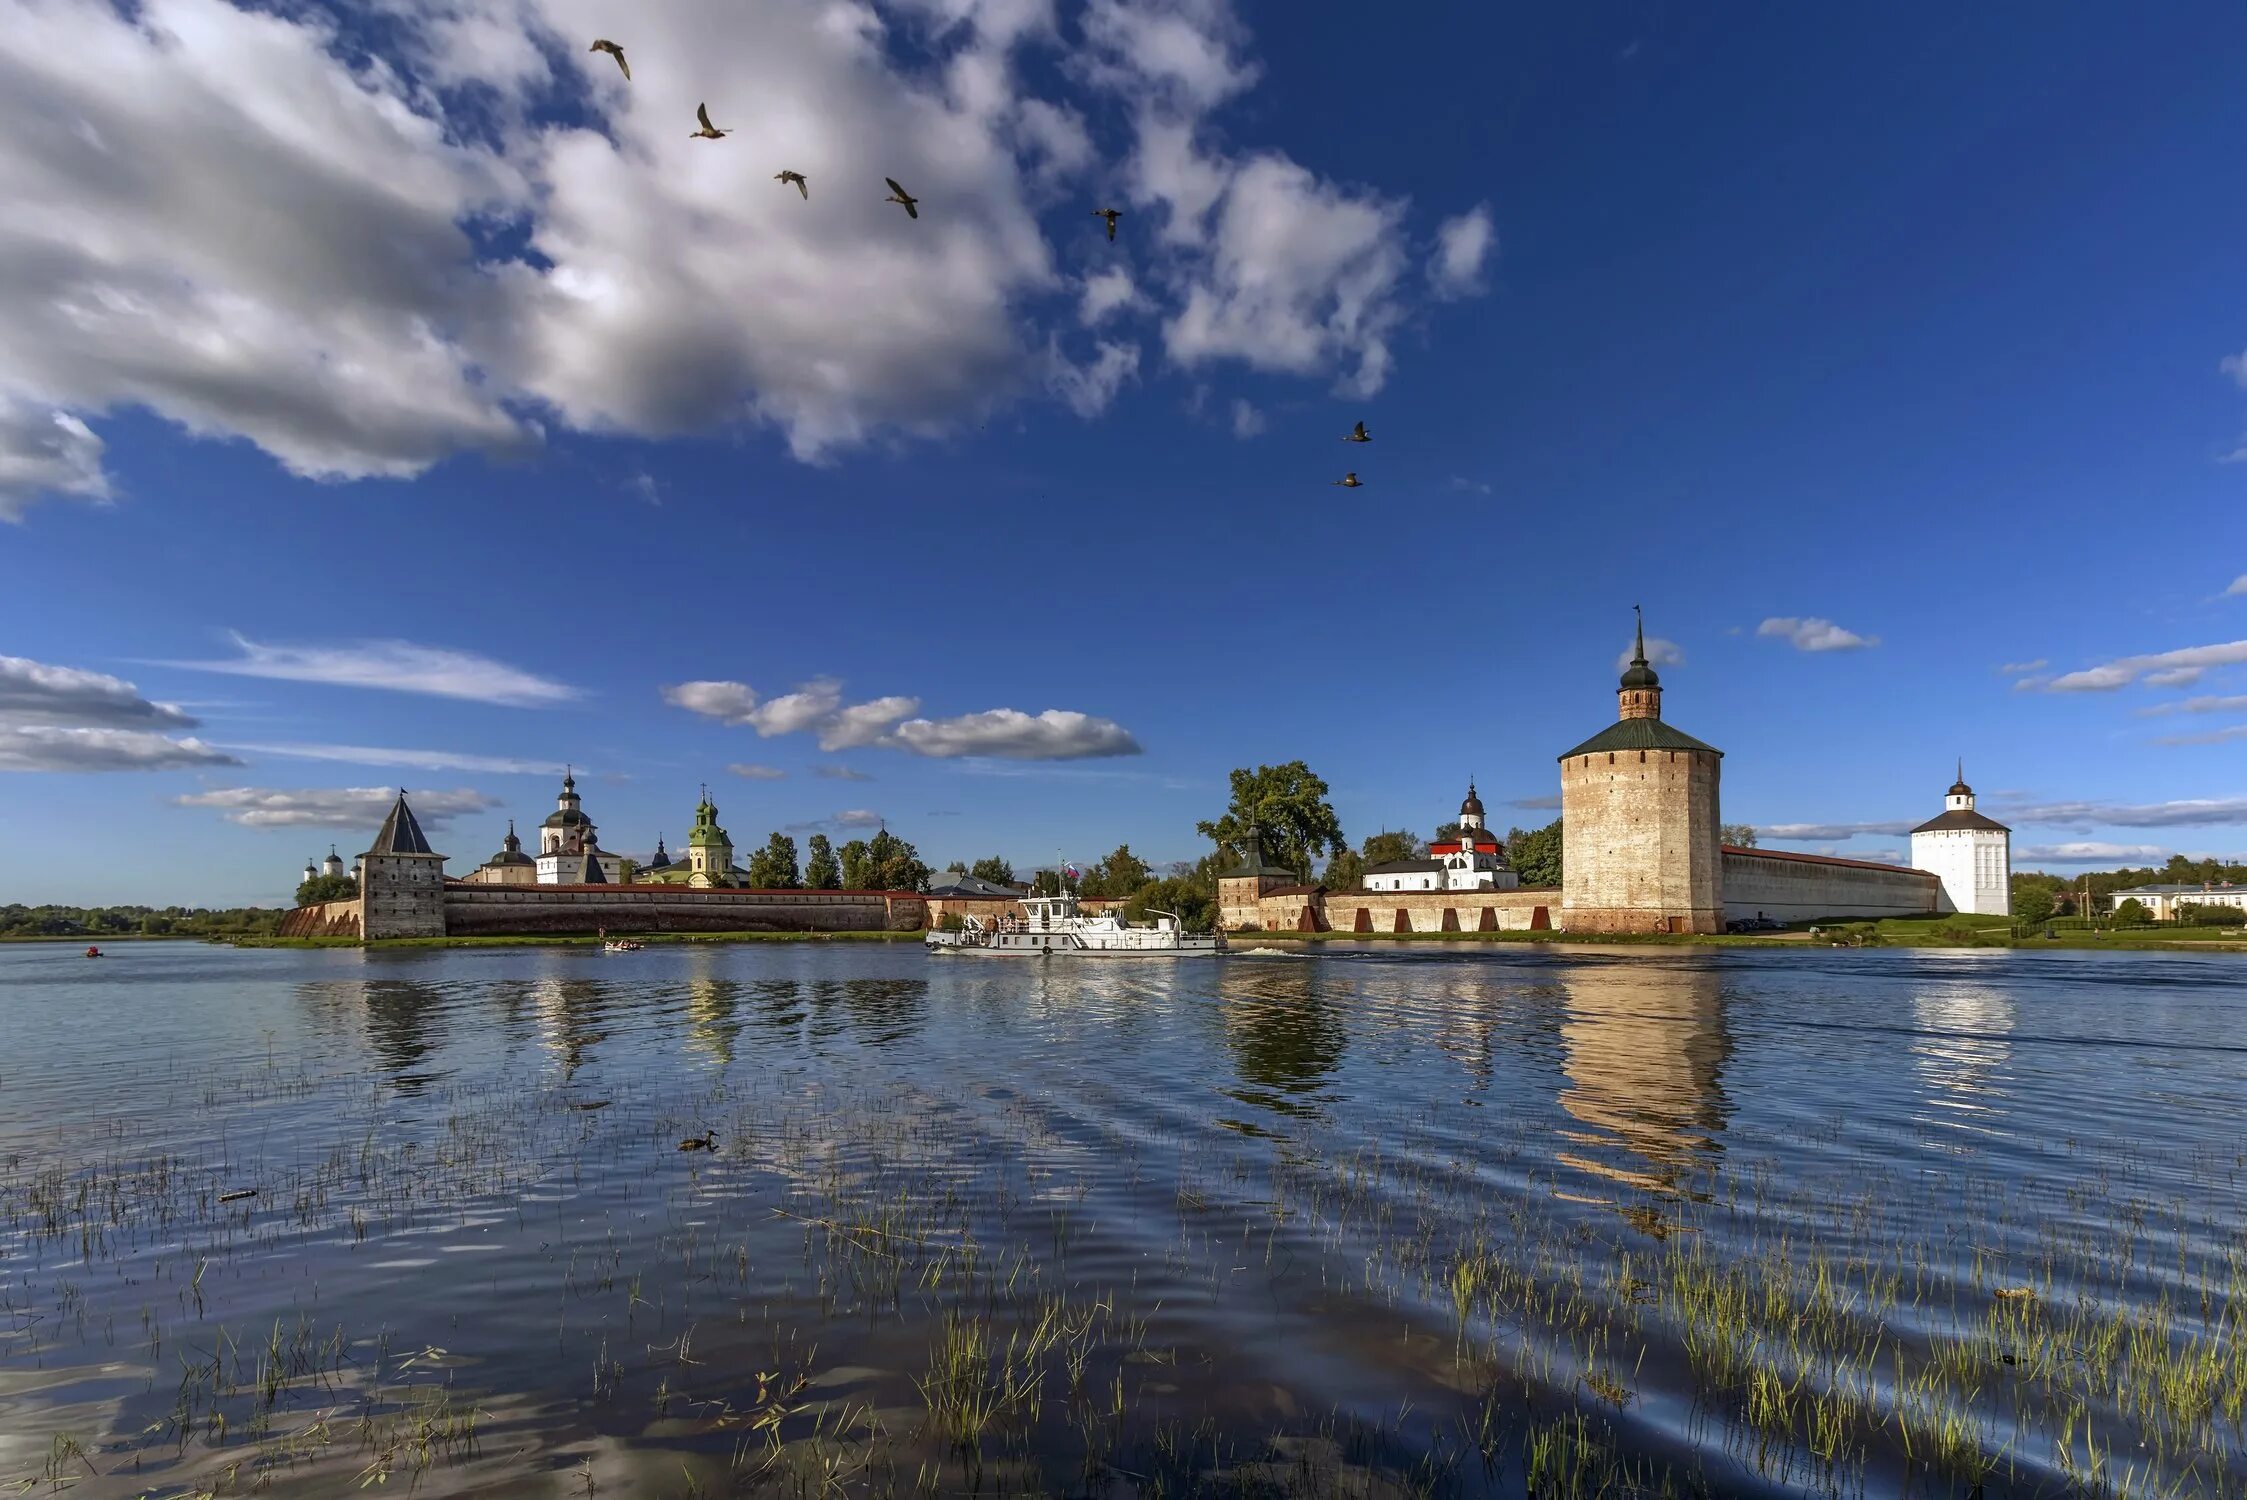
<box><xmin>4</xmin><ymin>0</ymin><xmax>2246</xmax><ymax>906</ymax></box>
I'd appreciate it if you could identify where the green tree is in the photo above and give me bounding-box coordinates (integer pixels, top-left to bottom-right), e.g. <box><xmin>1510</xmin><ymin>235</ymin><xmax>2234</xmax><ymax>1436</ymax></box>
<box><xmin>804</xmin><ymin>834</ymin><xmax>840</xmax><ymax>889</ymax></box>
<box><xmin>1720</xmin><ymin>822</ymin><xmax>1759</xmax><ymax>848</ymax></box>
<box><xmin>1080</xmin><ymin>844</ymin><xmax>1152</xmax><ymax>900</ymax></box>
<box><xmin>294</xmin><ymin>873</ymin><xmax>359</xmax><ymax>906</ymax></box>
<box><xmin>1505</xmin><ymin>819</ymin><xmax>1563</xmax><ymax>888</ymax></box>
<box><xmin>1031</xmin><ymin>866</ymin><xmax>1080</xmax><ymax>897</ymax></box>
<box><xmin>2012</xmin><ymin>885</ymin><xmax>2056</xmax><ymax>928</ymax></box>
<box><xmin>968</xmin><ymin>856</ymin><xmax>1017</xmax><ymax>887</ymax></box>
<box><xmin>1196</xmin><ymin>761</ymin><xmax>1345</xmax><ymax>878</ymax></box>
<box><xmin>745</xmin><ymin>832</ymin><xmax>800</xmax><ymax>888</ymax></box>
<box><xmin>1321</xmin><ymin>848</ymin><xmax>1362</xmax><ymax>893</ymax></box>
<box><xmin>1123</xmin><ymin>873</ymin><xmax>1215</xmax><ymax>933</ymax></box>
<box><xmin>1361</xmin><ymin>830</ymin><xmax>1424</xmax><ymax>866</ymax></box>
<box><xmin>841</xmin><ymin>830</ymin><xmax>929</xmax><ymax>892</ymax></box>
<box><xmin>2113</xmin><ymin>897</ymin><xmax>2150</xmax><ymax>926</ymax></box>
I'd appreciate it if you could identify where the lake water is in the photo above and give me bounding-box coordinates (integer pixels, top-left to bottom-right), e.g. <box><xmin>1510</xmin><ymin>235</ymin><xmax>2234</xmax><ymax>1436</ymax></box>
<box><xmin>1</xmin><ymin>940</ymin><xmax>2242</xmax><ymax>1497</ymax></box>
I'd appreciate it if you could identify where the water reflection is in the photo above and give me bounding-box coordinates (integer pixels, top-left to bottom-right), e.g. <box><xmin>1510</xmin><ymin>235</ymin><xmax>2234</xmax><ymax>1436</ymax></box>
<box><xmin>362</xmin><ymin>980</ymin><xmax>446</xmax><ymax>1094</ymax></box>
<box><xmin>1220</xmin><ymin>964</ymin><xmax>1347</xmax><ymax>1119</ymax></box>
<box><xmin>528</xmin><ymin>974</ymin><xmax>615</xmax><ymax>1080</ymax></box>
<box><xmin>1910</xmin><ymin>970</ymin><xmax>2016</xmax><ymax>1144</ymax></box>
<box><xmin>1554</xmin><ymin>960</ymin><xmax>1731</xmax><ymax>1199</ymax></box>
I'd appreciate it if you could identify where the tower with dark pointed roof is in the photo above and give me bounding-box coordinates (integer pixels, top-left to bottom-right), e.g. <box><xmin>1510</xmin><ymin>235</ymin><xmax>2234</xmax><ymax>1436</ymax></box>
<box><xmin>1908</xmin><ymin>762</ymin><xmax>2012</xmax><ymax>915</ymax></box>
<box><xmin>358</xmin><ymin>790</ymin><xmax>449</xmax><ymax>938</ymax></box>
<box><xmin>1558</xmin><ymin>610</ymin><xmax>1725</xmax><ymax>934</ymax></box>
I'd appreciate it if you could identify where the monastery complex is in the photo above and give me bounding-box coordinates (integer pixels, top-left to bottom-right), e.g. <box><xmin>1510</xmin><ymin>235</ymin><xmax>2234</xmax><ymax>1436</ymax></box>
<box><xmin>284</xmin><ymin>615</ymin><xmax>2007</xmax><ymax>940</ymax></box>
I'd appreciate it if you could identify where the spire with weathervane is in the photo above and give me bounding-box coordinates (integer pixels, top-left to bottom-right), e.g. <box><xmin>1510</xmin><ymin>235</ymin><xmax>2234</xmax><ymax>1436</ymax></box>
<box><xmin>1618</xmin><ymin>605</ymin><xmax>1663</xmax><ymax>721</ymax></box>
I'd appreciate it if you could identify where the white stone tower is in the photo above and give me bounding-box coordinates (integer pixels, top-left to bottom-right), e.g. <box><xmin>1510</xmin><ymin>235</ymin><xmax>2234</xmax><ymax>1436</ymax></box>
<box><xmin>1559</xmin><ymin>609</ymin><xmax>1725</xmax><ymax>934</ymax></box>
<box><xmin>1909</xmin><ymin>763</ymin><xmax>2011</xmax><ymax>915</ymax></box>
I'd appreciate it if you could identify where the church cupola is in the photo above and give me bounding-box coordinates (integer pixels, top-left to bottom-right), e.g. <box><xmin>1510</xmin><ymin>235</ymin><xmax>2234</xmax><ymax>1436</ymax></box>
<box><xmin>1618</xmin><ymin>607</ymin><xmax>1663</xmax><ymax>721</ymax></box>
<box><xmin>322</xmin><ymin>845</ymin><xmax>345</xmax><ymax>878</ymax></box>
<box><xmin>1459</xmin><ymin>779</ymin><xmax>1486</xmax><ymax>831</ymax></box>
<box><xmin>501</xmin><ymin>820</ymin><xmax>523</xmax><ymax>857</ymax></box>
<box><xmin>1946</xmin><ymin>760</ymin><xmax>1975</xmax><ymax>812</ymax></box>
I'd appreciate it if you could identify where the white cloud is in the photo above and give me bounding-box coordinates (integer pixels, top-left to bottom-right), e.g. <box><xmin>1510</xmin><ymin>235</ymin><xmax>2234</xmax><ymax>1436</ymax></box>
<box><xmin>2140</xmin><ymin>694</ymin><xmax>2247</xmax><ymax>717</ymax></box>
<box><xmin>1229</xmin><ymin>398</ymin><xmax>1264</xmax><ymax>438</ymax></box>
<box><xmin>1615</xmin><ymin>637</ymin><xmax>1684</xmax><ymax>671</ymax></box>
<box><xmin>748</xmin><ymin>678</ymin><xmax>848</xmax><ymax>737</ymax></box>
<box><xmin>834</xmin><ymin>808</ymin><xmax>886</xmax><ymax>828</ymax></box>
<box><xmin>1448</xmin><ymin>476</ymin><xmax>1493</xmax><ymax>496</ymax></box>
<box><xmin>1046</xmin><ymin>339</ymin><xmax>1140</xmax><ymax>417</ymax></box>
<box><xmin>664</xmin><ymin>681</ymin><xmax>761</xmax><ymax>724</ymax></box>
<box><xmin>0</xmin><ymin>400</ymin><xmax>110</xmax><ymax>518</ymax></box>
<box><xmin>888</xmin><ymin>707</ymin><xmax>1141</xmax><ymax>758</ymax></box>
<box><xmin>2225</xmin><ymin>574</ymin><xmax>2247</xmax><ymax>597</ymax></box>
<box><xmin>1757</xmin><ymin>617</ymin><xmax>1879</xmax><ymax>652</ymax></box>
<box><xmin>175</xmin><ymin>784</ymin><xmax>498</xmax><ymax>828</ymax></box>
<box><xmin>169</xmin><ymin>635</ymin><xmax>577</xmax><ymax>705</ymax></box>
<box><xmin>1510</xmin><ymin>794</ymin><xmax>1561</xmax><ymax>811</ymax></box>
<box><xmin>727</xmin><ymin>762</ymin><xmax>788</xmax><ymax>779</ymax></box>
<box><xmin>1078</xmin><ymin>267</ymin><xmax>1141</xmax><ymax>325</ymax></box>
<box><xmin>1429</xmin><ymin>204</ymin><xmax>1495</xmax><ymax>298</ymax></box>
<box><xmin>0</xmin><ymin>655</ymin><xmax>195</xmax><ymax>728</ymax></box>
<box><xmin>814</xmin><ymin>763</ymin><xmax>874</xmax><ymax>781</ymax></box>
<box><xmin>1162</xmin><ymin>153</ymin><xmax>1409</xmax><ymax>398</ymax></box>
<box><xmin>0</xmin><ymin>724</ymin><xmax>239</xmax><ymax>772</ymax></box>
<box><xmin>0</xmin><ymin>0</ymin><xmax>1487</xmax><ymax>516</ymax></box>
<box><xmin>2154</xmin><ymin>725</ymin><xmax>2247</xmax><ymax>747</ymax></box>
<box><xmin>223</xmin><ymin>742</ymin><xmax>559</xmax><ymax>775</ymax></box>
<box><xmin>820</xmin><ymin>696</ymin><xmax>921</xmax><ymax>749</ymax></box>
<box><xmin>665</xmin><ymin>675</ymin><xmax>1137</xmax><ymax>758</ymax></box>
<box><xmin>2018</xmin><ymin>842</ymin><xmax>2175</xmax><ymax>865</ymax></box>
<box><xmin>1998</xmin><ymin>659</ymin><xmax>2048</xmax><ymax>675</ymax></box>
<box><xmin>2223</xmin><ymin>351</ymin><xmax>2247</xmax><ymax>389</ymax></box>
<box><xmin>2037</xmin><ymin>639</ymin><xmax>2247</xmax><ymax>693</ymax></box>
<box><xmin>1759</xmin><ymin>820</ymin><xmax>1917</xmax><ymax>840</ymax></box>
<box><xmin>1998</xmin><ymin>796</ymin><xmax>2247</xmax><ymax>829</ymax></box>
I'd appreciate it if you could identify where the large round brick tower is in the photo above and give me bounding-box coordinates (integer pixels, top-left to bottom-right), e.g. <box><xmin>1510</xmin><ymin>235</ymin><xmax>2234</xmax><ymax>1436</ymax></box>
<box><xmin>1559</xmin><ymin>611</ymin><xmax>1724</xmax><ymax>934</ymax></box>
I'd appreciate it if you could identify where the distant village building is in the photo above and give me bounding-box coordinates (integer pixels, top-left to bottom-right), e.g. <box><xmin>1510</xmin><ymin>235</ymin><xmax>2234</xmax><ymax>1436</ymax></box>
<box><xmin>1364</xmin><ymin>783</ymin><xmax>1521</xmax><ymax>892</ymax></box>
<box><xmin>2101</xmin><ymin>883</ymin><xmax>2247</xmax><ymax>922</ymax></box>
<box><xmin>1908</xmin><ymin>766</ymin><xmax>2012</xmax><ymax>916</ymax></box>
<box><xmin>533</xmin><ymin>771</ymin><xmax>626</xmax><ymax>885</ymax></box>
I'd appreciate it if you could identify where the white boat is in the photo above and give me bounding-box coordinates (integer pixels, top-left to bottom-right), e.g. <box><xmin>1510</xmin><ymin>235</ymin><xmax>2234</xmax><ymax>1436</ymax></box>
<box><xmin>925</xmin><ymin>893</ymin><xmax>1222</xmax><ymax>956</ymax></box>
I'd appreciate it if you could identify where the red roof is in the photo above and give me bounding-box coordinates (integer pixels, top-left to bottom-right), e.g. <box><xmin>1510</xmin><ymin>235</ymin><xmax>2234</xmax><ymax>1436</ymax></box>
<box><xmin>1722</xmin><ymin>845</ymin><xmax>1935</xmax><ymax>879</ymax></box>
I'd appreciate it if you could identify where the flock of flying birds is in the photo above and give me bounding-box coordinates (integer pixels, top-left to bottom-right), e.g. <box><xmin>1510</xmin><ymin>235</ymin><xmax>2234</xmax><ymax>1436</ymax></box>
<box><xmin>587</xmin><ymin>34</ymin><xmax>1117</xmax><ymax>231</ymax></box>
<box><xmin>587</xmin><ymin>35</ymin><xmax>1370</xmax><ymax>477</ymax></box>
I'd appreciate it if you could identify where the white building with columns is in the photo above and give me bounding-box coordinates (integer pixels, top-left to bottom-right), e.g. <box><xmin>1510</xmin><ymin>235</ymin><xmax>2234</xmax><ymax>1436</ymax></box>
<box><xmin>1363</xmin><ymin>782</ymin><xmax>1522</xmax><ymax>893</ymax></box>
<box><xmin>1909</xmin><ymin>765</ymin><xmax>2011</xmax><ymax>915</ymax></box>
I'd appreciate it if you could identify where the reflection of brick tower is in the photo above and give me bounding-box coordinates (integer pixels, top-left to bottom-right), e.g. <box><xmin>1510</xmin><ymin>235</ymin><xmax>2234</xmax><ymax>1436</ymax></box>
<box><xmin>1560</xmin><ymin>611</ymin><xmax>1724</xmax><ymax>934</ymax></box>
<box><xmin>359</xmin><ymin>791</ymin><xmax>448</xmax><ymax>938</ymax></box>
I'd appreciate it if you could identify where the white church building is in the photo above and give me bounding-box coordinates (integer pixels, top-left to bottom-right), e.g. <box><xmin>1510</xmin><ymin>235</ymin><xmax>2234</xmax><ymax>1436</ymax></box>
<box><xmin>1363</xmin><ymin>782</ymin><xmax>1523</xmax><ymax>893</ymax></box>
<box><xmin>1908</xmin><ymin>765</ymin><xmax>2011</xmax><ymax>915</ymax></box>
<box><xmin>534</xmin><ymin>771</ymin><xmax>626</xmax><ymax>885</ymax></box>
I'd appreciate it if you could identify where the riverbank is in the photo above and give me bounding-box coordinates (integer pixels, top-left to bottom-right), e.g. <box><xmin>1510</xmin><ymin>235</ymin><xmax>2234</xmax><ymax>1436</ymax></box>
<box><xmin>235</xmin><ymin>930</ymin><xmax>922</xmax><ymax>950</ymax></box>
<box><xmin>1236</xmin><ymin>918</ymin><xmax>2247</xmax><ymax>952</ymax></box>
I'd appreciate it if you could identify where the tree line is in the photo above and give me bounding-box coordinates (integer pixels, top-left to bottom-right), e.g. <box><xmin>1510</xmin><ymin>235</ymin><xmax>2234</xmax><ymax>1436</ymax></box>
<box><xmin>2</xmin><ymin>903</ymin><xmax>284</xmax><ymax>939</ymax></box>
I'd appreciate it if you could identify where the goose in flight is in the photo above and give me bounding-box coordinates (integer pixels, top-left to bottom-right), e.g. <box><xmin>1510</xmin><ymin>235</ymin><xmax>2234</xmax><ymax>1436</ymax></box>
<box><xmin>884</xmin><ymin>177</ymin><xmax>920</xmax><ymax>219</ymax></box>
<box><xmin>690</xmin><ymin>103</ymin><xmax>730</xmax><ymax>140</ymax></box>
<box><xmin>775</xmin><ymin>169</ymin><xmax>808</xmax><ymax>199</ymax></box>
<box><xmin>1343</xmin><ymin>421</ymin><xmax>1371</xmax><ymax>443</ymax></box>
<box><xmin>1092</xmin><ymin>207</ymin><xmax>1121</xmax><ymax>241</ymax></box>
<box><xmin>588</xmin><ymin>39</ymin><xmax>629</xmax><ymax>80</ymax></box>
<box><xmin>1334</xmin><ymin>472</ymin><xmax>1364</xmax><ymax>488</ymax></box>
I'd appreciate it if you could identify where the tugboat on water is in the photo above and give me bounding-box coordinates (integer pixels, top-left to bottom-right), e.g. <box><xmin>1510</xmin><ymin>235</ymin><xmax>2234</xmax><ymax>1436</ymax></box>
<box><xmin>927</xmin><ymin>892</ymin><xmax>1221</xmax><ymax>957</ymax></box>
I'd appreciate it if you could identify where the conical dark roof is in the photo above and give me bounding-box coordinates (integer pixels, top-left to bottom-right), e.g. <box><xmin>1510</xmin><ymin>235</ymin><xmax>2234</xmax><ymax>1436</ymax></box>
<box><xmin>579</xmin><ymin>847</ymin><xmax>607</xmax><ymax>884</ymax></box>
<box><xmin>363</xmin><ymin>791</ymin><xmax>435</xmax><ymax>856</ymax></box>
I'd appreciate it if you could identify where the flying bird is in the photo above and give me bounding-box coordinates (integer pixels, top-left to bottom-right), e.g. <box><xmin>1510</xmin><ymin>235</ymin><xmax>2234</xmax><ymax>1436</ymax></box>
<box><xmin>588</xmin><ymin>39</ymin><xmax>629</xmax><ymax>80</ymax></box>
<box><xmin>776</xmin><ymin>169</ymin><xmax>808</xmax><ymax>199</ymax></box>
<box><xmin>884</xmin><ymin>177</ymin><xmax>920</xmax><ymax>219</ymax></box>
<box><xmin>691</xmin><ymin>103</ymin><xmax>730</xmax><ymax>140</ymax></box>
<box><xmin>1343</xmin><ymin>421</ymin><xmax>1371</xmax><ymax>443</ymax></box>
<box><xmin>1092</xmin><ymin>207</ymin><xmax>1121</xmax><ymax>241</ymax></box>
<box><xmin>1334</xmin><ymin>472</ymin><xmax>1364</xmax><ymax>488</ymax></box>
